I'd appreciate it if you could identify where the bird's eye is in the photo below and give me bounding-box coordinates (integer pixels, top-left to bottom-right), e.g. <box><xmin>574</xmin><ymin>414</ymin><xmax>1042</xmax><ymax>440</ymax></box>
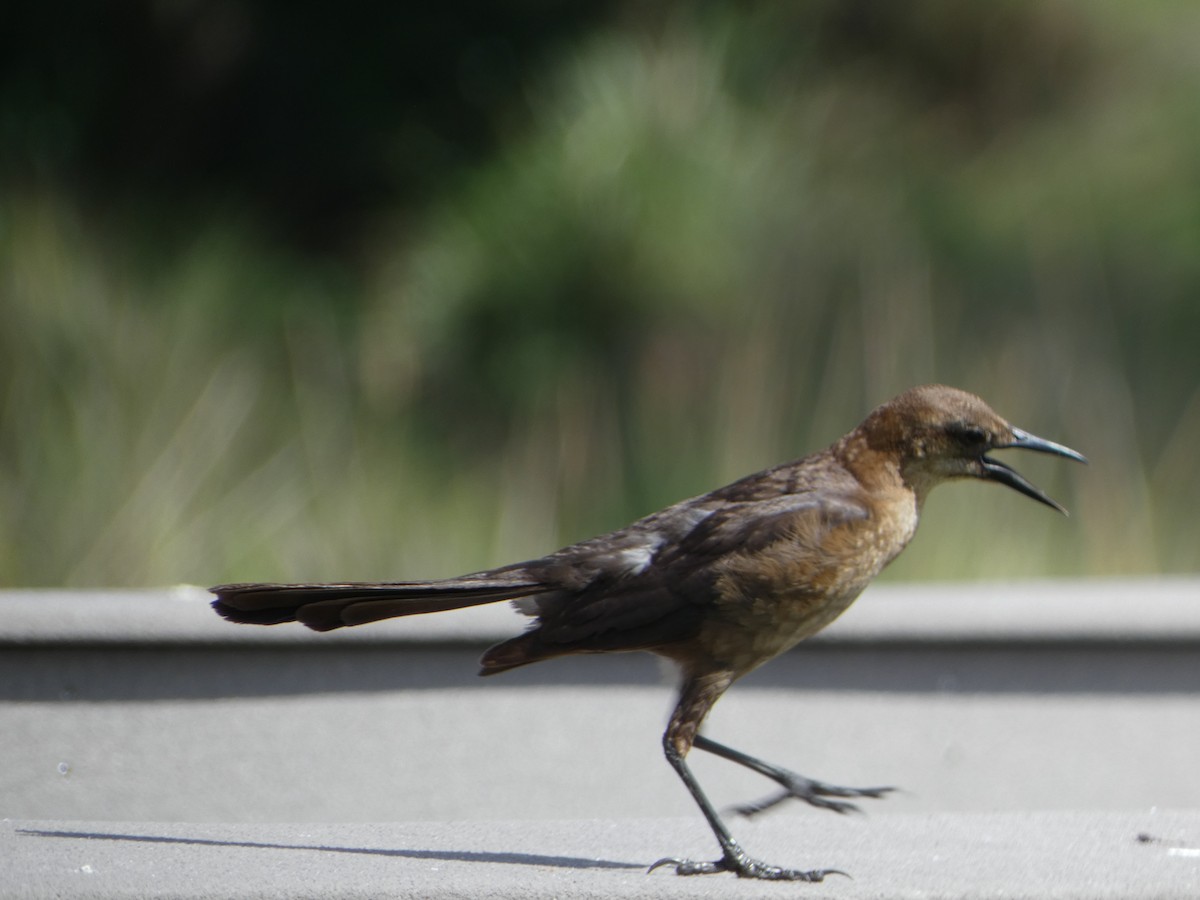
<box><xmin>950</xmin><ymin>423</ymin><xmax>989</xmax><ymax>445</ymax></box>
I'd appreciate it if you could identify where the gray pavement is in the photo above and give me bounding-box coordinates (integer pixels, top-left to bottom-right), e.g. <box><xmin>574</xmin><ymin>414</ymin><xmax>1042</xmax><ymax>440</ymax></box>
<box><xmin>5</xmin><ymin>811</ymin><xmax>1200</xmax><ymax>899</ymax></box>
<box><xmin>3</xmin><ymin>580</ymin><xmax>1199</xmax><ymax>897</ymax></box>
<box><xmin>5</xmin><ymin>686</ymin><xmax>1200</xmax><ymax>824</ymax></box>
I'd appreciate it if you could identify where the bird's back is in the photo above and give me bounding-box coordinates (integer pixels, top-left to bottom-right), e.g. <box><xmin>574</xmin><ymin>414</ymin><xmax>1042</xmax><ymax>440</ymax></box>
<box><xmin>484</xmin><ymin>443</ymin><xmax>905</xmax><ymax>677</ymax></box>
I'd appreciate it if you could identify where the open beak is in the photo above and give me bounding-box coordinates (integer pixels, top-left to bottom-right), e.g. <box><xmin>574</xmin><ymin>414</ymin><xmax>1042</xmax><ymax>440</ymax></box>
<box><xmin>982</xmin><ymin>427</ymin><xmax>1088</xmax><ymax>515</ymax></box>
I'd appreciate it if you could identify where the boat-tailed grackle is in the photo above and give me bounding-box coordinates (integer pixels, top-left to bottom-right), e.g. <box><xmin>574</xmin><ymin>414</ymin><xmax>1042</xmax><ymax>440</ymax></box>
<box><xmin>211</xmin><ymin>384</ymin><xmax>1086</xmax><ymax>881</ymax></box>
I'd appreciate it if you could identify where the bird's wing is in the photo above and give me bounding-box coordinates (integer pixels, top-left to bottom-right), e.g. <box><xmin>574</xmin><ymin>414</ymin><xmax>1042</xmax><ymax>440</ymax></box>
<box><xmin>519</xmin><ymin>484</ymin><xmax>869</xmax><ymax>652</ymax></box>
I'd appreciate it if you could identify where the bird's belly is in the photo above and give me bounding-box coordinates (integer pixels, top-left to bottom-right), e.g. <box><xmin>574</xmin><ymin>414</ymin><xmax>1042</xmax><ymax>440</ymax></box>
<box><xmin>701</xmin><ymin>582</ymin><xmax>865</xmax><ymax>674</ymax></box>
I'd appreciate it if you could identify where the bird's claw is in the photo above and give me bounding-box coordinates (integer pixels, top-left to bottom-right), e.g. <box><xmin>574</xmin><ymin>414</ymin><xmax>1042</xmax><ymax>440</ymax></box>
<box><xmin>733</xmin><ymin>777</ymin><xmax>896</xmax><ymax>818</ymax></box>
<box><xmin>648</xmin><ymin>856</ymin><xmax>720</xmax><ymax>876</ymax></box>
<box><xmin>649</xmin><ymin>854</ymin><xmax>847</xmax><ymax>881</ymax></box>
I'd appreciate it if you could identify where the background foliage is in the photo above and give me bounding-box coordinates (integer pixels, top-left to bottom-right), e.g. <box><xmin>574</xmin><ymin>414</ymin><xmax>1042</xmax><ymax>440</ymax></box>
<box><xmin>2</xmin><ymin>0</ymin><xmax>1197</xmax><ymax>586</ymax></box>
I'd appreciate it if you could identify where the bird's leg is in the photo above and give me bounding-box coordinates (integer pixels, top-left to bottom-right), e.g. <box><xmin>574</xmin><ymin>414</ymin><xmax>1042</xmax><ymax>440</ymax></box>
<box><xmin>693</xmin><ymin>733</ymin><xmax>895</xmax><ymax>817</ymax></box>
<box><xmin>649</xmin><ymin>735</ymin><xmax>846</xmax><ymax>880</ymax></box>
<box><xmin>648</xmin><ymin>674</ymin><xmax>845</xmax><ymax>881</ymax></box>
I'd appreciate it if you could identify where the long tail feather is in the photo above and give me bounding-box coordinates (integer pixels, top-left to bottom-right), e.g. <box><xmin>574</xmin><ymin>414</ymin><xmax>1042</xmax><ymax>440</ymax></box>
<box><xmin>210</xmin><ymin>575</ymin><xmax>544</xmax><ymax>632</ymax></box>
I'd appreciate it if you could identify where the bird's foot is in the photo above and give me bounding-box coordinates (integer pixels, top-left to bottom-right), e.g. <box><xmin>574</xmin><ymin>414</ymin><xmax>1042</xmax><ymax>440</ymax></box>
<box><xmin>733</xmin><ymin>774</ymin><xmax>896</xmax><ymax>817</ymax></box>
<box><xmin>649</xmin><ymin>852</ymin><xmax>847</xmax><ymax>881</ymax></box>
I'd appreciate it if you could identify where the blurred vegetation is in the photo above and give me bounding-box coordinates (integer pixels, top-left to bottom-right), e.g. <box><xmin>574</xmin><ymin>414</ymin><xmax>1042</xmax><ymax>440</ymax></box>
<box><xmin>2</xmin><ymin>0</ymin><xmax>1197</xmax><ymax>587</ymax></box>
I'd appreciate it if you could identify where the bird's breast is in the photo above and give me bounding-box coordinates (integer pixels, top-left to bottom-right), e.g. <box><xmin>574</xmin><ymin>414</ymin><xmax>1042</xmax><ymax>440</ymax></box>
<box><xmin>698</xmin><ymin>490</ymin><xmax>919</xmax><ymax>676</ymax></box>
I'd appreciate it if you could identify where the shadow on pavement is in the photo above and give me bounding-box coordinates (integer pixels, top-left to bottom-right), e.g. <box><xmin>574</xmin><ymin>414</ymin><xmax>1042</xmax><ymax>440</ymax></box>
<box><xmin>17</xmin><ymin>827</ymin><xmax>646</xmax><ymax>871</ymax></box>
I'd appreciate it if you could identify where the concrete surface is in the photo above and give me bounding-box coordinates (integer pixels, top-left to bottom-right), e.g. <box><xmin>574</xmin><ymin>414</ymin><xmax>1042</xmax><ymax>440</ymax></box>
<box><xmin>2</xmin><ymin>580</ymin><xmax>1199</xmax><ymax>897</ymax></box>
<box><xmin>3</xmin><ymin>580</ymin><xmax>1199</xmax><ymax>824</ymax></box>
<box><xmin>5</xmin><ymin>811</ymin><xmax>1200</xmax><ymax>899</ymax></box>
<box><xmin>5</xmin><ymin>682</ymin><xmax>1200</xmax><ymax>823</ymax></box>
<box><xmin>4</xmin><ymin>577</ymin><xmax>1200</xmax><ymax>645</ymax></box>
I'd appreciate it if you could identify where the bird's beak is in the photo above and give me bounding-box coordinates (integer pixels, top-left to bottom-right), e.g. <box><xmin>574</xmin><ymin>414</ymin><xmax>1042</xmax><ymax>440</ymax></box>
<box><xmin>981</xmin><ymin>427</ymin><xmax>1088</xmax><ymax>515</ymax></box>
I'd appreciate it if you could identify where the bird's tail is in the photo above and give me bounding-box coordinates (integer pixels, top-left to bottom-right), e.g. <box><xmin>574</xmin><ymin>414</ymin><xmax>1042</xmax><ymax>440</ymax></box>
<box><xmin>210</xmin><ymin>569</ymin><xmax>545</xmax><ymax>632</ymax></box>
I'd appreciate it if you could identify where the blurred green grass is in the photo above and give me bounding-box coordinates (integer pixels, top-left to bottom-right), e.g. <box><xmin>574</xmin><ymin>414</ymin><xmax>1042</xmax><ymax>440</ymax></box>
<box><xmin>2</xmin><ymin>1</ymin><xmax>1197</xmax><ymax>586</ymax></box>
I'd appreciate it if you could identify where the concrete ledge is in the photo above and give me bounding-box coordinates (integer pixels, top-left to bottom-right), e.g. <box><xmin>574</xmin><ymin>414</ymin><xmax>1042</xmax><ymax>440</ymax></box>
<box><xmin>3</xmin><ymin>580</ymin><xmax>1200</xmax><ymax>826</ymax></box>
<box><xmin>2</xmin><ymin>577</ymin><xmax>1199</xmax><ymax>646</ymax></box>
<box><xmin>4</xmin><ymin>580</ymin><xmax>1200</xmax><ymax>899</ymax></box>
<box><xmin>6</xmin><ymin>811</ymin><xmax>1200</xmax><ymax>899</ymax></box>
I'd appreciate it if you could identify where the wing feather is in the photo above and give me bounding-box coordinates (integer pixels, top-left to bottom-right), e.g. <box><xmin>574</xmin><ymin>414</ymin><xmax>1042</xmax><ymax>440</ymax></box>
<box><xmin>522</xmin><ymin>488</ymin><xmax>869</xmax><ymax>653</ymax></box>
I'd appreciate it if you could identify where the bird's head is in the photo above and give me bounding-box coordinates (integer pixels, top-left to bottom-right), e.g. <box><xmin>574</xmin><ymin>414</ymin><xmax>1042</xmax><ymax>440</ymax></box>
<box><xmin>858</xmin><ymin>384</ymin><xmax>1088</xmax><ymax>513</ymax></box>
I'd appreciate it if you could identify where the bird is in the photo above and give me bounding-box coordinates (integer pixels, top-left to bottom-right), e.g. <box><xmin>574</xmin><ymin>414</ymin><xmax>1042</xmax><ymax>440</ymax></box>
<box><xmin>211</xmin><ymin>384</ymin><xmax>1086</xmax><ymax>881</ymax></box>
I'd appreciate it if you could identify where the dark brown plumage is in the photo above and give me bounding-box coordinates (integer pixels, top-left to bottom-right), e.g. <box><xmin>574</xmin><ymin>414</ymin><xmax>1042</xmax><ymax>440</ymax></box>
<box><xmin>211</xmin><ymin>384</ymin><xmax>1085</xmax><ymax>880</ymax></box>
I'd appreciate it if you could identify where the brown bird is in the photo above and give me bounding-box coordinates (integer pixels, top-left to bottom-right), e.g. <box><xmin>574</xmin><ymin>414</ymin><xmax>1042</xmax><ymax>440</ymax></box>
<box><xmin>211</xmin><ymin>384</ymin><xmax>1086</xmax><ymax>881</ymax></box>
